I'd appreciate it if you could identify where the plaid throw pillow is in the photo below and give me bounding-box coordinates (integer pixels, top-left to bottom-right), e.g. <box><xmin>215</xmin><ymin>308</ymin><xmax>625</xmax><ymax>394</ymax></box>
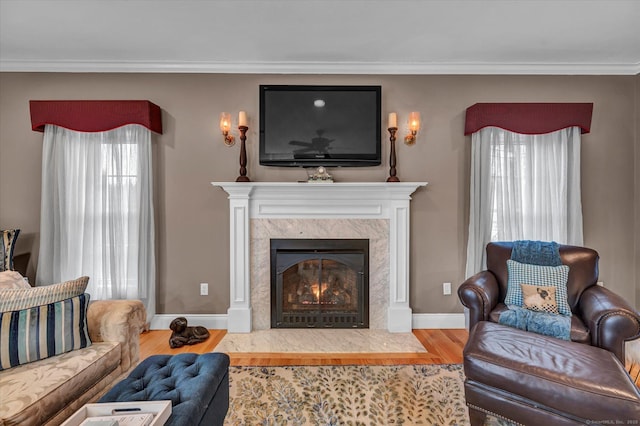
<box><xmin>505</xmin><ymin>259</ymin><xmax>571</xmax><ymax>316</ymax></box>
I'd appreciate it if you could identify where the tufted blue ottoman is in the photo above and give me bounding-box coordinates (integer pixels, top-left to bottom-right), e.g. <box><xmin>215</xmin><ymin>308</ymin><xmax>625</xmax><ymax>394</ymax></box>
<box><xmin>100</xmin><ymin>353</ymin><xmax>229</xmax><ymax>426</ymax></box>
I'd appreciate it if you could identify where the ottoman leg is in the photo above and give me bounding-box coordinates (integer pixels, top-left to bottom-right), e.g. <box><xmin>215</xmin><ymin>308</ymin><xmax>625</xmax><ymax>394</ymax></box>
<box><xmin>468</xmin><ymin>406</ymin><xmax>486</xmax><ymax>426</ymax></box>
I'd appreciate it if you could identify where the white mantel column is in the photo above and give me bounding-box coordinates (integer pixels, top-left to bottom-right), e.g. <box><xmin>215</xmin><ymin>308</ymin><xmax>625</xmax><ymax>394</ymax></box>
<box><xmin>388</xmin><ymin>200</ymin><xmax>412</xmax><ymax>332</ymax></box>
<box><xmin>224</xmin><ymin>184</ymin><xmax>253</xmax><ymax>333</ymax></box>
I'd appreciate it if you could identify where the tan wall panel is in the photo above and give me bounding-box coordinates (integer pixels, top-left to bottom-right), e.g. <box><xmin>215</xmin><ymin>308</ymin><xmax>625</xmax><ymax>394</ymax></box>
<box><xmin>0</xmin><ymin>73</ymin><xmax>636</xmax><ymax>315</ymax></box>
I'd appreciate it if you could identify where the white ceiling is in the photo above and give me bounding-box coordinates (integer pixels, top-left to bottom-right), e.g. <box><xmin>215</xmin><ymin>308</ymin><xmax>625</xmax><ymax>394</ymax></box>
<box><xmin>1</xmin><ymin>0</ymin><xmax>639</xmax><ymax>74</ymax></box>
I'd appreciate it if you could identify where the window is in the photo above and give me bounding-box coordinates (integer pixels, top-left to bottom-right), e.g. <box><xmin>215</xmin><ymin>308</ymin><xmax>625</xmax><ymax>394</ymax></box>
<box><xmin>465</xmin><ymin>126</ymin><xmax>583</xmax><ymax>277</ymax></box>
<box><xmin>38</xmin><ymin>124</ymin><xmax>155</xmax><ymax>310</ymax></box>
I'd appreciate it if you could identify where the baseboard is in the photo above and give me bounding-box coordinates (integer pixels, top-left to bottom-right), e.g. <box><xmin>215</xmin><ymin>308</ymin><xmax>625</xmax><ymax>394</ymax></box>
<box><xmin>150</xmin><ymin>313</ymin><xmax>465</xmax><ymax>330</ymax></box>
<box><xmin>411</xmin><ymin>313</ymin><xmax>467</xmax><ymax>329</ymax></box>
<box><xmin>150</xmin><ymin>314</ymin><xmax>227</xmax><ymax>330</ymax></box>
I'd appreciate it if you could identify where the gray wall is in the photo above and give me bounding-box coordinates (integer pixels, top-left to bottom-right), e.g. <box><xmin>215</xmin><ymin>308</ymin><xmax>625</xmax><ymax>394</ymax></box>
<box><xmin>0</xmin><ymin>72</ymin><xmax>637</xmax><ymax>316</ymax></box>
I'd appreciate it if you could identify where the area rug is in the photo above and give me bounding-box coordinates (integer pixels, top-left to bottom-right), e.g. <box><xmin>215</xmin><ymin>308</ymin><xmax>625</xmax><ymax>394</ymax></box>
<box><xmin>225</xmin><ymin>364</ymin><xmax>471</xmax><ymax>425</ymax></box>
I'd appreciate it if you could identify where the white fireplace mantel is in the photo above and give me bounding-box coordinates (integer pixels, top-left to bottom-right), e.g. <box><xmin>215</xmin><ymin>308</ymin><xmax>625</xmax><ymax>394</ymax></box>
<box><xmin>212</xmin><ymin>181</ymin><xmax>427</xmax><ymax>333</ymax></box>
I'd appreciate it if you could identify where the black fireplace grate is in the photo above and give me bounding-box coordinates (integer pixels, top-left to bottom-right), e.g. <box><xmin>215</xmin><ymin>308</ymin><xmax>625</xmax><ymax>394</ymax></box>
<box><xmin>271</xmin><ymin>239</ymin><xmax>369</xmax><ymax>329</ymax></box>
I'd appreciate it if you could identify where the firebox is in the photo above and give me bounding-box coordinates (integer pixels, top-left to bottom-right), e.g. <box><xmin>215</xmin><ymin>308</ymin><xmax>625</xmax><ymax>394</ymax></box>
<box><xmin>270</xmin><ymin>239</ymin><xmax>369</xmax><ymax>328</ymax></box>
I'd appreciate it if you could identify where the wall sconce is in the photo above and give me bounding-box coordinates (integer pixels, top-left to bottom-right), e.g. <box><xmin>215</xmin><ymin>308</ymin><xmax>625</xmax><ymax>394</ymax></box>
<box><xmin>220</xmin><ymin>112</ymin><xmax>235</xmax><ymax>146</ymax></box>
<box><xmin>404</xmin><ymin>112</ymin><xmax>421</xmax><ymax>145</ymax></box>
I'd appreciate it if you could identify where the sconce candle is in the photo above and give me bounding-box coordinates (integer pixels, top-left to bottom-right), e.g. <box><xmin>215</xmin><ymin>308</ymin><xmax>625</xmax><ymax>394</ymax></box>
<box><xmin>220</xmin><ymin>112</ymin><xmax>235</xmax><ymax>146</ymax></box>
<box><xmin>409</xmin><ymin>112</ymin><xmax>421</xmax><ymax>132</ymax></box>
<box><xmin>238</xmin><ymin>111</ymin><xmax>247</xmax><ymax>127</ymax></box>
<box><xmin>220</xmin><ymin>112</ymin><xmax>231</xmax><ymax>132</ymax></box>
<box><xmin>388</xmin><ymin>112</ymin><xmax>397</xmax><ymax>129</ymax></box>
<box><xmin>404</xmin><ymin>111</ymin><xmax>421</xmax><ymax>145</ymax></box>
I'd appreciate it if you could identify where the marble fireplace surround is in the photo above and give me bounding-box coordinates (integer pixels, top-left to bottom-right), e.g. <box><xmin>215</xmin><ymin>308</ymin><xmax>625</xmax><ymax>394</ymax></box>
<box><xmin>212</xmin><ymin>182</ymin><xmax>427</xmax><ymax>333</ymax></box>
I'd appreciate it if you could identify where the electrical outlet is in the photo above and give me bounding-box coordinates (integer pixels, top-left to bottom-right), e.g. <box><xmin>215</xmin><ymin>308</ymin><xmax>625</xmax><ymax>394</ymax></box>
<box><xmin>597</xmin><ymin>281</ymin><xmax>604</xmax><ymax>287</ymax></box>
<box><xmin>443</xmin><ymin>282</ymin><xmax>452</xmax><ymax>295</ymax></box>
<box><xmin>200</xmin><ymin>283</ymin><xmax>209</xmax><ymax>296</ymax></box>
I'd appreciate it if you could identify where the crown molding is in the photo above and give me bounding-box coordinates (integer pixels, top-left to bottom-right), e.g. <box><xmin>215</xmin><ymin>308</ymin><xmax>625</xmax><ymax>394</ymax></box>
<box><xmin>1</xmin><ymin>59</ymin><xmax>639</xmax><ymax>75</ymax></box>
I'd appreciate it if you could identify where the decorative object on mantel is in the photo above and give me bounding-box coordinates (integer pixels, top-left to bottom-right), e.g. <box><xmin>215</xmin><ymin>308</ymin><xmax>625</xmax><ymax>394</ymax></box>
<box><xmin>237</xmin><ymin>112</ymin><xmax>250</xmax><ymax>182</ymax></box>
<box><xmin>387</xmin><ymin>112</ymin><xmax>400</xmax><ymax>182</ymax></box>
<box><xmin>168</xmin><ymin>317</ymin><xmax>210</xmax><ymax>348</ymax></box>
<box><xmin>221</xmin><ymin>111</ymin><xmax>251</xmax><ymax>182</ymax></box>
<box><xmin>306</xmin><ymin>166</ymin><xmax>333</xmax><ymax>183</ymax></box>
<box><xmin>404</xmin><ymin>111</ymin><xmax>421</xmax><ymax>145</ymax></box>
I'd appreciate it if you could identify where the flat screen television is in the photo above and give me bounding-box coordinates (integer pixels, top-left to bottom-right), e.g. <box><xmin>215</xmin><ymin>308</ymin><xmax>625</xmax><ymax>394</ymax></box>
<box><xmin>259</xmin><ymin>85</ymin><xmax>381</xmax><ymax>167</ymax></box>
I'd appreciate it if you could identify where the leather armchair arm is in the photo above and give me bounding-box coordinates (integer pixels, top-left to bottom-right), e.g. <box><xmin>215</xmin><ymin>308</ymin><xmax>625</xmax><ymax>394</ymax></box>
<box><xmin>578</xmin><ymin>285</ymin><xmax>640</xmax><ymax>363</ymax></box>
<box><xmin>457</xmin><ymin>271</ymin><xmax>500</xmax><ymax>331</ymax></box>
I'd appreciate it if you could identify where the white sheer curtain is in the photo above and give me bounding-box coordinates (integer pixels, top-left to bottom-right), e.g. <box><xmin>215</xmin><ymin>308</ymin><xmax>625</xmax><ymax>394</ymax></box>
<box><xmin>38</xmin><ymin>124</ymin><xmax>155</xmax><ymax>314</ymax></box>
<box><xmin>465</xmin><ymin>126</ymin><xmax>583</xmax><ymax>278</ymax></box>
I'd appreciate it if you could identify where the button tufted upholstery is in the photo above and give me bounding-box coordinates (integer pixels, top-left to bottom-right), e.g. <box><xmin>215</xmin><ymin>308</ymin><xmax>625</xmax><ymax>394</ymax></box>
<box><xmin>100</xmin><ymin>353</ymin><xmax>229</xmax><ymax>426</ymax></box>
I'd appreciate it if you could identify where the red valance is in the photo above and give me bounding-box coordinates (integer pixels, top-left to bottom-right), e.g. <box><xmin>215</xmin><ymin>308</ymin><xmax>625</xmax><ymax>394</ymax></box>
<box><xmin>29</xmin><ymin>100</ymin><xmax>163</xmax><ymax>134</ymax></box>
<box><xmin>464</xmin><ymin>103</ymin><xmax>593</xmax><ymax>135</ymax></box>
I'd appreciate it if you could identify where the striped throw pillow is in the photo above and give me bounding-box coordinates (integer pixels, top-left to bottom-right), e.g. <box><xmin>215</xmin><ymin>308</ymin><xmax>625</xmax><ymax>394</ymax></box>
<box><xmin>0</xmin><ymin>229</ymin><xmax>20</xmax><ymax>271</ymax></box>
<box><xmin>505</xmin><ymin>259</ymin><xmax>571</xmax><ymax>316</ymax></box>
<box><xmin>0</xmin><ymin>293</ymin><xmax>92</xmax><ymax>370</ymax></box>
<box><xmin>0</xmin><ymin>276</ymin><xmax>89</xmax><ymax>312</ymax></box>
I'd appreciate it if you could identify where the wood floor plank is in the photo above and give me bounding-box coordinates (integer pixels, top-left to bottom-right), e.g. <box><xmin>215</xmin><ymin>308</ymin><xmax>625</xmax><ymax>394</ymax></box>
<box><xmin>139</xmin><ymin>329</ymin><xmax>226</xmax><ymax>359</ymax></box>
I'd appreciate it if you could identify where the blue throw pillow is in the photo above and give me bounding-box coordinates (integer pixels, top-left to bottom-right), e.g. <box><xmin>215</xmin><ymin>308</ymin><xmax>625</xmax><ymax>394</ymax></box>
<box><xmin>505</xmin><ymin>259</ymin><xmax>571</xmax><ymax>316</ymax></box>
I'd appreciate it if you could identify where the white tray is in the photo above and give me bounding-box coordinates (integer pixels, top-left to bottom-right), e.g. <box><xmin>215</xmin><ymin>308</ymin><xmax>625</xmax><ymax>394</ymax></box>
<box><xmin>61</xmin><ymin>400</ymin><xmax>172</xmax><ymax>426</ymax></box>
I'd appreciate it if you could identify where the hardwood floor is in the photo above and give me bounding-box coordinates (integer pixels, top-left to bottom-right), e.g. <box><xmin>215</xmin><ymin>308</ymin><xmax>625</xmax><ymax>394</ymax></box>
<box><xmin>140</xmin><ymin>329</ymin><xmax>640</xmax><ymax>388</ymax></box>
<box><xmin>139</xmin><ymin>329</ymin><xmax>469</xmax><ymax>366</ymax></box>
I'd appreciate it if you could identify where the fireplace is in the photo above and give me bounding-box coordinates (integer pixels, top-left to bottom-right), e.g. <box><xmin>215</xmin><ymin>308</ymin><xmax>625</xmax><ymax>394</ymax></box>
<box><xmin>271</xmin><ymin>239</ymin><xmax>369</xmax><ymax>328</ymax></box>
<box><xmin>212</xmin><ymin>182</ymin><xmax>427</xmax><ymax>333</ymax></box>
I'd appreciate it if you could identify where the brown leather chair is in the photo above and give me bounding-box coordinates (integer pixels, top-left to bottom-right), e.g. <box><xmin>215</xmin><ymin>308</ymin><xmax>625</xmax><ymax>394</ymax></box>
<box><xmin>458</xmin><ymin>241</ymin><xmax>640</xmax><ymax>363</ymax></box>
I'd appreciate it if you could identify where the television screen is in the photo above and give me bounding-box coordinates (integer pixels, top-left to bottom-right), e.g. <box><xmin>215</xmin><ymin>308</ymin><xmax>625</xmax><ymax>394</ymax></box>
<box><xmin>259</xmin><ymin>85</ymin><xmax>381</xmax><ymax>167</ymax></box>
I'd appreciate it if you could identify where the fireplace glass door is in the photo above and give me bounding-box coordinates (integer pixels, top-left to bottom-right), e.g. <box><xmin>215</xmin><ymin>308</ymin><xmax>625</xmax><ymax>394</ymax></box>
<box><xmin>271</xmin><ymin>239</ymin><xmax>369</xmax><ymax>328</ymax></box>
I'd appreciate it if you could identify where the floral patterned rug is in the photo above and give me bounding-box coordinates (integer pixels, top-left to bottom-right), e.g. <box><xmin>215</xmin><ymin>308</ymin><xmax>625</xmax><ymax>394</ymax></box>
<box><xmin>225</xmin><ymin>364</ymin><xmax>473</xmax><ymax>425</ymax></box>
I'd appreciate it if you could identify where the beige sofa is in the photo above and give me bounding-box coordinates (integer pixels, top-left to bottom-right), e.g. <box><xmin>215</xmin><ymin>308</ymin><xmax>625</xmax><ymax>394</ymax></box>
<box><xmin>0</xmin><ymin>300</ymin><xmax>146</xmax><ymax>426</ymax></box>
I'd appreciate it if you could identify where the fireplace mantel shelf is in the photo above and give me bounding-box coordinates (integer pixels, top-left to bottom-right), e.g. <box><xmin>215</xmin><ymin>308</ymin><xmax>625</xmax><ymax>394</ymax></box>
<box><xmin>212</xmin><ymin>182</ymin><xmax>428</xmax><ymax>219</ymax></box>
<box><xmin>212</xmin><ymin>181</ymin><xmax>428</xmax><ymax>333</ymax></box>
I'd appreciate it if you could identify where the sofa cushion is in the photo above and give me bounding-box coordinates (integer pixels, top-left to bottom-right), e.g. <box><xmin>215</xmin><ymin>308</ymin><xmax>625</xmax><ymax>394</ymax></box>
<box><xmin>0</xmin><ymin>341</ymin><xmax>121</xmax><ymax>426</ymax></box>
<box><xmin>505</xmin><ymin>260</ymin><xmax>571</xmax><ymax>316</ymax></box>
<box><xmin>0</xmin><ymin>270</ymin><xmax>30</xmax><ymax>289</ymax></box>
<box><xmin>0</xmin><ymin>293</ymin><xmax>92</xmax><ymax>370</ymax></box>
<box><xmin>0</xmin><ymin>229</ymin><xmax>20</xmax><ymax>271</ymax></box>
<box><xmin>0</xmin><ymin>276</ymin><xmax>89</xmax><ymax>312</ymax></box>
